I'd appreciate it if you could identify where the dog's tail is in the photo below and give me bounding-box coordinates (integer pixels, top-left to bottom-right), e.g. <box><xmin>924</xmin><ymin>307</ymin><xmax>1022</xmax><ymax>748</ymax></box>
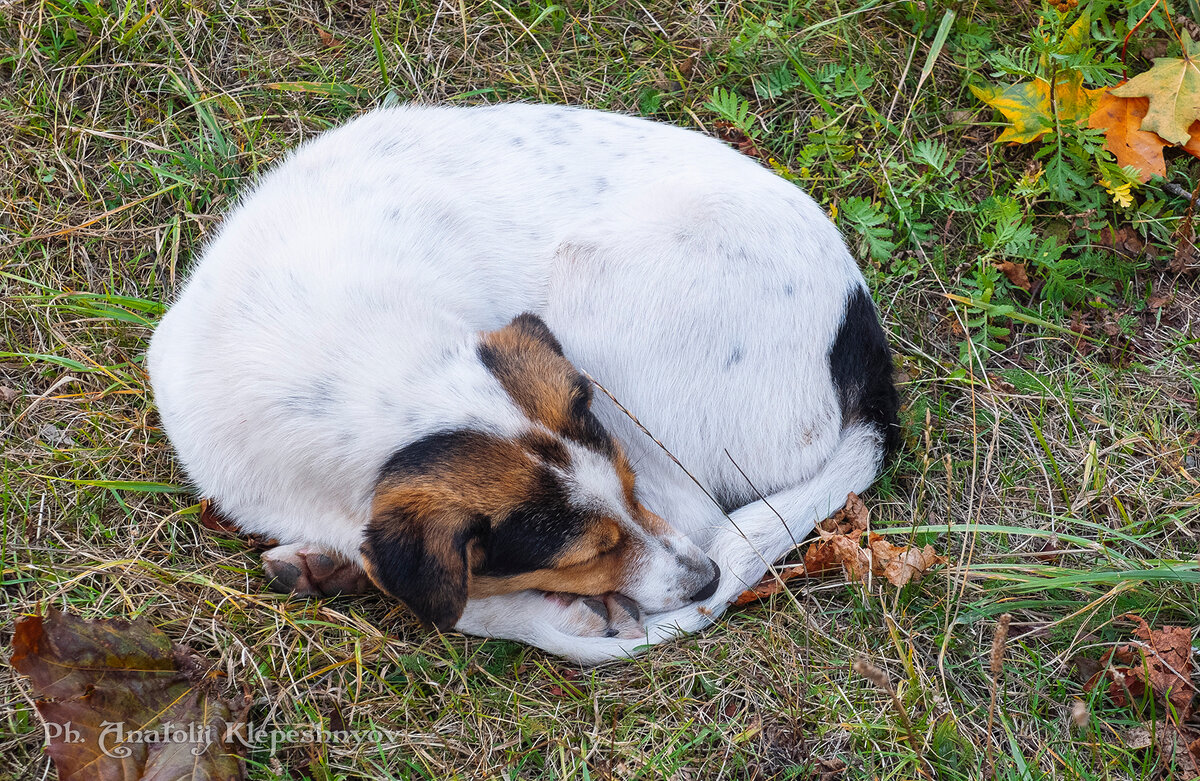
<box><xmin>523</xmin><ymin>421</ymin><xmax>887</xmax><ymax>665</ymax></box>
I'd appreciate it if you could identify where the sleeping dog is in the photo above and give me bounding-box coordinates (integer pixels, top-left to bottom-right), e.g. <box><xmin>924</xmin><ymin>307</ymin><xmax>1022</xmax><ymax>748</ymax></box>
<box><xmin>148</xmin><ymin>103</ymin><xmax>899</xmax><ymax>664</ymax></box>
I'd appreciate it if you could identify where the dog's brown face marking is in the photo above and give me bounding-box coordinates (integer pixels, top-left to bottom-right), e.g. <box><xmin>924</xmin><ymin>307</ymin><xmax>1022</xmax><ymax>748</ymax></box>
<box><xmin>360</xmin><ymin>314</ymin><xmax>670</xmax><ymax>629</ymax></box>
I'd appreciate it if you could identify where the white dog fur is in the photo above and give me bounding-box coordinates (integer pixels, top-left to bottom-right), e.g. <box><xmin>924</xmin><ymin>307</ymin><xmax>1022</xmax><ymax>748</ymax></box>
<box><xmin>148</xmin><ymin>103</ymin><xmax>897</xmax><ymax>664</ymax></box>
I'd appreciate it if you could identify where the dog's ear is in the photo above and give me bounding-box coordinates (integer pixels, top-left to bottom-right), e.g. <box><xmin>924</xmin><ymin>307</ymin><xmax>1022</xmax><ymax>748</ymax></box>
<box><xmin>360</xmin><ymin>498</ymin><xmax>486</xmax><ymax>630</ymax></box>
<box><xmin>505</xmin><ymin>312</ymin><xmax>564</xmax><ymax>356</ymax></box>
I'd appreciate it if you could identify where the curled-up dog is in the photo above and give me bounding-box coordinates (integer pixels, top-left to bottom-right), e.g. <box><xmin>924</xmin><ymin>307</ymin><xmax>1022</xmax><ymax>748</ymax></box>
<box><xmin>148</xmin><ymin>104</ymin><xmax>899</xmax><ymax>664</ymax></box>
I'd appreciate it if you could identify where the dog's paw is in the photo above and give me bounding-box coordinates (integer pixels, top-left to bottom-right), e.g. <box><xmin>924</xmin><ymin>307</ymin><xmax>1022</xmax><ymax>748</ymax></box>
<box><xmin>548</xmin><ymin>592</ymin><xmax>645</xmax><ymax>639</ymax></box>
<box><xmin>262</xmin><ymin>544</ymin><xmax>373</xmax><ymax>597</ymax></box>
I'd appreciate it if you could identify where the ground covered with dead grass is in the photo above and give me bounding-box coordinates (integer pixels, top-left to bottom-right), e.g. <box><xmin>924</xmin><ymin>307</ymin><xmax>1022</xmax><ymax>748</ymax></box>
<box><xmin>2</xmin><ymin>0</ymin><xmax>1199</xmax><ymax>778</ymax></box>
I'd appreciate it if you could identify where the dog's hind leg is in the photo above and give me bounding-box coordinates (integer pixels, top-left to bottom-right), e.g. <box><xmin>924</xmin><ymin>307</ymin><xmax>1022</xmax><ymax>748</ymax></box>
<box><xmin>261</xmin><ymin>543</ymin><xmax>374</xmax><ymax>597</ymax></box>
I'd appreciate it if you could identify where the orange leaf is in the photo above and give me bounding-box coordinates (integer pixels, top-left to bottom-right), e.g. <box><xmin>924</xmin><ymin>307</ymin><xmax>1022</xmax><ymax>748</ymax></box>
<box><xmin>733</xmin><ymin>564</ymin><xmax>807</xmax><ymax>606</ymax></box>
<box><xmin>1185</xmin><ymin>120</ymin><xmax>1200</xmax><ymax>160</ymax></box>
<box><xmin>1087</xmin><ymin>93</ymin><xmax>1168</xmax><ymax>182</ymax></box>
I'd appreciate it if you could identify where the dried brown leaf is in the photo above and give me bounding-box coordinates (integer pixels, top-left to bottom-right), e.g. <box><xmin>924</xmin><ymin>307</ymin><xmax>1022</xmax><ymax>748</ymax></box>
<box><xmin>199</xmin><ymin>498</ymin><xmax>240</xmax><ymax>534</ymax></box>
<box><xmin>1088</xmin><ymin>614</ymin><xmax>1195</xmax><ymax>721</ymax></box>
<box><xmin>996</xmin><ymin>260</ymin><xmax>1032</xmax><ymax>291</ymax></box>
<box><xmin>1152</xmin><ymin>721</ymin><xmax>1200</xmax><ymax>779</ymax></box>
<box><xmin>733</xmin><ymin>564</ymin><xmax>807</xmax><ymax>606</ymax></box>
<box><xmin>817</xmin><ymin>492</ymin><xmax>869</xmax><ymax>538</ymax></box>
<box><xmin>11</xmin><ymin>609</ymin><xmax>246</xmax><ymax>781</ymax></box>
<box><xmin>828</xmin><ymin>535</ymin><xmax>872</xmax><ymax>581</ymax></box>
<box><xmin>712</xmin><ymin>121</ymin><xmax>767</xmax><ymax>161</ymax></box>
<box><xmin>316</xmin><ymin>28</ymin><xmax>343</xmax><ymax>48</ymax></box>
<box><xmin>866</xmin><ymin>533</ymin><xmax>947</xmax><ymax>586</ymax></box>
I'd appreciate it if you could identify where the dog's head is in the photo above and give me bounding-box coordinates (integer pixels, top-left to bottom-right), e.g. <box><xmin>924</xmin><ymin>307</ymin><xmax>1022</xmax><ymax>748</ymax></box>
<box><xmin>360</xmin><ymin>313</ymin><xmax>719</xmax><ymax>629</ymax></box>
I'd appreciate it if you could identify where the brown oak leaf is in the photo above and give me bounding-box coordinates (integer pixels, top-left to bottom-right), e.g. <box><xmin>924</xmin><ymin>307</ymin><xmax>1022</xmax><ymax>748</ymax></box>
<box><xmin>817</xmin><ymin>492</ymin><xmax>869</xmax><ymax>538</ymax></box>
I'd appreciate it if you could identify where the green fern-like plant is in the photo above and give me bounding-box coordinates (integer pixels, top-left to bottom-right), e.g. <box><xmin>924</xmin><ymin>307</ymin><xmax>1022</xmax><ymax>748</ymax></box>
<box><xmin>704</xmin><ymin>87</ymin><xmax>757</xmax><ymax>137</ymax></box>
<box><xmin>840</xmin><ymin>197</ymin><xmax>898</xmax><ymax>263</ymax></box>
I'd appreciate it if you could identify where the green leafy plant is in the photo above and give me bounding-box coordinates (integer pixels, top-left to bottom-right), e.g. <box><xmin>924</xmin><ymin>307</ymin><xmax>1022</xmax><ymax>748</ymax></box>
<box><xmin>704</xmin><ymin>86</ymin><xmax>758</xmax><ymax>136</ymax></box>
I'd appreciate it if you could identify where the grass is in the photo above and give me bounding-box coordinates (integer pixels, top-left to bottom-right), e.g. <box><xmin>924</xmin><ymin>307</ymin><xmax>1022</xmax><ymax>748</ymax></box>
<box><xmin>2</xmin><ymin>0</ymin><xmax>1198</xmax><ymax>778</ymax></box>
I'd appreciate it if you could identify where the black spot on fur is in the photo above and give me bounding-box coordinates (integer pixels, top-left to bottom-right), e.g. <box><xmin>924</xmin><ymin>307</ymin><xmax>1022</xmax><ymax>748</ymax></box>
<box><xmin>574</xmin><ymin>410</ymin><xmax>616</xmax><ymax>457</ymax></box>
<box><xmin>828</xmin><ymin>286</ymin><xmax>901</xmax><ymax>457</ymax></box>
<box><xmin>483</xmin><ymin>470</ymin><xmax>582</xmax><ymax>576</ymax></box>
<box><xmin>378</xmin><ymin>429</ymin><xmax>490</xmax><ymax>479</ymax></box>
<box><xmin>521</xmin><ymin>433</ymin><xmax>570</xmax><ymax>468</ymax></box>
<box><xmin>280</xmin><ymin>376</ymin><xmax>339</xmax><ymax>416</ymax></box>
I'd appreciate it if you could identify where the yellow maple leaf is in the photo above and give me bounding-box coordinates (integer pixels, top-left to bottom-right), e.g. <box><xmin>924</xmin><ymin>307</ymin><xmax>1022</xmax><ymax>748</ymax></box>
<box><xmin>1110</xmin><ymin>32</ymin><xmax>1200</xmax><ymax>145</ymax></box>
<box><xmin>971</xmin><ymin>70</ymin><xmax>1106</xmax><ymax>144</ymax></box>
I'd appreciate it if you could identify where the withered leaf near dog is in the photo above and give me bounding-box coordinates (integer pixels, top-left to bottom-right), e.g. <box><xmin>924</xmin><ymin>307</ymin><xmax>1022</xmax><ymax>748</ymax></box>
<box><xmin>865</xmin><ymin>534</ymin><xmax>947</xmax><ymax>587</ymax></box>
<box><xmin>732</xmin><ymin>564</ymin><xmax>807</xmax><ymax>606</ymax></box>
<box><xmin>11</xmin><ymin>608</ymin><xmax>247</xmax><ymax>781</ymax></box>
<box><xmin>736</xmin><ymin>494</ymin><xmax>946</xmax><ymax>604</ymax></box>
<box><xmin>819</xmin><ymin>492</ymin><xmax>870</xmax><ymax>537</ymax></box>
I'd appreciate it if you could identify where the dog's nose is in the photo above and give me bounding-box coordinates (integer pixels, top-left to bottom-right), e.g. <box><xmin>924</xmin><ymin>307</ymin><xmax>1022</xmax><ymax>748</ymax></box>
<box><xmin>688</xmin><ymin>562</ymin><xmax>720</xmax><ymax>602</ymax></box>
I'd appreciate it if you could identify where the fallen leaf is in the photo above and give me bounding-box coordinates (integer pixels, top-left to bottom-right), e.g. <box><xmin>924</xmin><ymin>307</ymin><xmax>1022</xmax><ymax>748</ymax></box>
<box><xmin>11</xmin><ymin>608</ymin><xmax>247</xmax><ymax>781</ymax></box>
<box><xmin>996</xmin><ymin>260</ymin><xmax>1032</xmax><ymax>291</ymax></box>
<box><xmin>317</xmin><ymin>28</ymin><xmax>344</xmax><ymax>48</ymax></box>
<box><xmin>971</xmin><ymin>70</ymin><xmax>1105</xmax><ymax>144</ymax></box>
<box><xmin>1123</xmin><ymin>725</ymin><xmax>1154</xmax><ymax>750</ymax></box>
<box><xmin>199</xmin><ymin>498</ymin><xmax>240</xmax><ymax>534</ymax></box>
<box><xmin>802</xmin><ymin>538</ymin><xmax>844</xmax><ymax>577</ymax></box>
<box><xmin>1033</xmin><ymin>533</ymin><xmax>1062</xmax><ymax>561</ymax></box>
<box><xmin>735</xmin><ymin>493</ymin><xmax>947</xmax><ymax>605</ymax></box>
<box><xmin>1186</xmin><ymin>120</ymin><xmax>1200</xmax><ymax>159</ymax></box>
<box><xmin>712</xmin><ymin>121</ymin><xmax>767</xmax><ymax>161</ymax></box>
<box><xmin>1096</xmin><ymin>224</ymin><xmax>1146</xmax><ymax>256</ymax></box>
<box><xmin>866</xmin><ymin>533</ymin><xmax>947</xmax><ymax>587</ymax></box>
<box><xmin>733</xmin><ymin>564</ymin><xmax>807</xmax><ymax>606</ymax></box>
<box><xmin>1070</xmin><ymin>655</ymin><xmax>1104</xmax><ymax>685</ymax></box>
<box><xmin>1087</xmin><ymin>93</ymin><xmax>1168</xmax><ymax>182</ymax></box>
<box><xmin>817</xmin><ymin>492</ymin><xmax>869</xmax><ymax>537</ymax></box>
<box><xmin>1086</xmin><ymin>614</ymin><xmax>1195</xmax><ymax>720</ymax></box>
<box><xmin>1110</xmin><ymin>32</ymin><xmax>1200</xmax><ymax>145</ymax></box>
<box><xmin>1152</xmin><ymin>721</ymin><xmax>1200</xmax><ymax>778</ymax></box>
<box><xmin>1146</xmin><ymin>292</ymin><xmax>1172</xmax><ymax>309</ymax></box>
<box><xmin>829</xmin><ymin>533</ymin><xmax>874</xmax><ymax>581</ymax></box>
<box><xmin>810</xmin><ymin>757</ymin><xmax>848</xmax><ymax>779</ymax></box>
